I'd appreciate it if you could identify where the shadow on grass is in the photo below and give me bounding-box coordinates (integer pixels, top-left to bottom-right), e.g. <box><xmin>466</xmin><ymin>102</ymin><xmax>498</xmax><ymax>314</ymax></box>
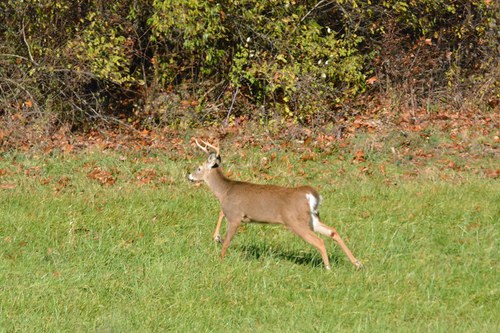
<box><xmin>237</xmin><ymin>243</ymin><xmax>341</xmax><ymax>268</ymax></box>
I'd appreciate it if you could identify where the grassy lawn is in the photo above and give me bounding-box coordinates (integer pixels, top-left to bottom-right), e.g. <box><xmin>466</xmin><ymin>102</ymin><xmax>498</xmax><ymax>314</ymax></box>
<box><xmin>0</xmin><ymin>137</ymin><xmax>498</xmax><ymax>332</ymax></box>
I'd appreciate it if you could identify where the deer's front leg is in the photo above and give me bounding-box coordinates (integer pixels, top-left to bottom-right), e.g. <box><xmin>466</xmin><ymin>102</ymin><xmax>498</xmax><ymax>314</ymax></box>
<box><xmin>220</xmin><ymin>219</ymin><xmax>241</xmax><ymax>259</ymax></box>
<box><xmin>213</xmin><ymin>210</ymin><xmax>224</xmax><ymax>243</ymax></box>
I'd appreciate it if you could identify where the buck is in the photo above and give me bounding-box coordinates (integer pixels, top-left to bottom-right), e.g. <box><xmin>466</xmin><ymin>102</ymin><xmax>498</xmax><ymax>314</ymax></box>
<box><xmin>188</xmin><ymin>139</ymin><xmax>362</xmax><ymax>270</ymax></box>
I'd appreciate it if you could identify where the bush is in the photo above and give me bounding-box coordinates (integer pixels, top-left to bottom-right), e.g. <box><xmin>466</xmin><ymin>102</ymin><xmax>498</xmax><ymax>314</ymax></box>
<box><xmin>0</xmin><ymin>0</ymin><xmax>497</xmax><ymax>129</ymax></box>
<box><xmin>360</xmin><ymin>0</ymin><xmax>499</xmax><ymax>111</ymax></box>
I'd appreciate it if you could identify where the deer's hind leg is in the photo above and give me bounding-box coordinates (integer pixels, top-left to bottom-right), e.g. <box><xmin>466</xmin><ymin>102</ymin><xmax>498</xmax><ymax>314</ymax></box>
<box><xmin>312</xmin><ymin>217</ymin><xmax>363</xmax><ymax>269</ymax></box>
<box><xmin>287</xmin><ymin>221</ymin><xmax>332</xmax><ymax>270</ymax></box>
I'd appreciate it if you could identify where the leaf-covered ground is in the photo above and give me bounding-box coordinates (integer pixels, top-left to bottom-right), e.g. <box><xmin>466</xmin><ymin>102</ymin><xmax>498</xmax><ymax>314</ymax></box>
<box><xmin>0</xmin><ymin>108</ymin><xmax>498</xmax><ymax>331</ymax></box>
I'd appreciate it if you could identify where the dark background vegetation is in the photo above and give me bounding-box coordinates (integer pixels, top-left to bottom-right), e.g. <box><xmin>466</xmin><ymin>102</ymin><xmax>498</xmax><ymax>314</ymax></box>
<box><xmin>0</xmin><ymin>0</ymin><xmax>498</xmax><ymax>135</ymax></box>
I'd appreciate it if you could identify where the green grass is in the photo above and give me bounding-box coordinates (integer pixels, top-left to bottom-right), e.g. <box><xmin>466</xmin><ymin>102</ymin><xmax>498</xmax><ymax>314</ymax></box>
<box><xmin>0</xmin><ymin>145</ymin><xmax>498</xmax><ymax>332</ymax></box>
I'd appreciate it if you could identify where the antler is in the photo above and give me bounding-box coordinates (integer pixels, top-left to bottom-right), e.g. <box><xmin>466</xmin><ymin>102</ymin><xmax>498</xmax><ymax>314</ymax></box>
<box><xmin>202</xmin><ymin>139</ymin><xmax>220</xmax><ymax>156</ymax></box>
<box><xmin>195</xmin><ymin>139</ymin><xmax>220</xmax><ymax>156</ymax></box>
<box><xmin>195</xmin><ymin>139</ymin><xmax>209</xmax><ymax>154</ymax></box>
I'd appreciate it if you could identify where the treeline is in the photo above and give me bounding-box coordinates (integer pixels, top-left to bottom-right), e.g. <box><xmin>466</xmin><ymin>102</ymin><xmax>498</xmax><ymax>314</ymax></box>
<box><xmin>0</xmin><ymin>0</ymin><xmax>498</xmax><ymax>129</ymax></box>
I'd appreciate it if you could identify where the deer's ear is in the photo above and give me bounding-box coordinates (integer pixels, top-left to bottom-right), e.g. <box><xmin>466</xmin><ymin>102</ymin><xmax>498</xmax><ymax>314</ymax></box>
<box><xmin>207</xmin><ymin>153</ymin><xmax>221</xmax><ymax>168</ymax></box>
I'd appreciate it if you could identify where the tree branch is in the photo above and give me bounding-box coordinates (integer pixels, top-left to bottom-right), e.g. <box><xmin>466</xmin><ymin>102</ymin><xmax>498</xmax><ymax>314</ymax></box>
<box><xmin>22</xmin><ymin>18</ymin><xmax>39</xmax><ymax>66</ymax></box>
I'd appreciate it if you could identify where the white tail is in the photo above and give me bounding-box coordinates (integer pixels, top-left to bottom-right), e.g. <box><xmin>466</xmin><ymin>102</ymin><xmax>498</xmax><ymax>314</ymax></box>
<box><xmin>188</xmin><ymin>139</ymin><xmax>362</xmax><ymax>270</ymax></box>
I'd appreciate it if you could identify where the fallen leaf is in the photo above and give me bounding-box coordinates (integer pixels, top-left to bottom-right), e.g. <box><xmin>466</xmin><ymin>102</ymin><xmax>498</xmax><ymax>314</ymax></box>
<box><xmin>360</xmin><ymin>166</ymin><xmax>371</xmax><ymax>175</ymax></box>
<box><xmin>300</xmin><ymin>151</ymin><xmax>316</xmax><ymax>162</ymax></box>
<box><xmin>353</xmin><ymin>150</ymin><xmax>365</xmax><ymax>163</ymax></box>
<box><xmin>485</xmin><ymin>169</ymin><xmax>499</xmax><ymax>179</ymax></box>
<box><xmin>380</xmin><ymin>163</ymin><xmax>386</xmax><ymax>176</ymax></box>
<box><xmin>1</xmin><ymin>183</ymin><xmax>16</xmax><ymax>190</ymax></box>
<box><xmin>87</xmin><ymin>167</ymin><xmax>116</xmax><ymax>186</ymax></box>
<box><xmin>366</xmin><ymin>76</ymin><xmax>378</xmax><ymax>85</ymax></box>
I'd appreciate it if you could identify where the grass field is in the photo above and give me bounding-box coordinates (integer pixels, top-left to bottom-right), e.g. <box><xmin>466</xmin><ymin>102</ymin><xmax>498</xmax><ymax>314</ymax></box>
<box><xmin>0</xmin><ymin>137</ymin><xmax>498</xmax><ymax>332</ymax></box>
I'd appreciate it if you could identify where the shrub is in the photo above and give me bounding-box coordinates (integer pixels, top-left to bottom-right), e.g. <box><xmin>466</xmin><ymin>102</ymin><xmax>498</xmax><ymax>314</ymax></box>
<box><xmin>0</xmin><ymin>0</ymin><xmax>497</xmax><ymax>129</ymax></box>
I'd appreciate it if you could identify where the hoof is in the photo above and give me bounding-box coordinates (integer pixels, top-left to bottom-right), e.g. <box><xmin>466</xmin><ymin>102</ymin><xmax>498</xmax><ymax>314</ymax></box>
<box><xmin>354</xmin><ymin>260</ymin><xmax>363</xmax><ymax>269</ymax></box>
<box><xmin>213</xmin><ymin>235</ymin><xmax>223</xmax><ymax>243</ymax></box>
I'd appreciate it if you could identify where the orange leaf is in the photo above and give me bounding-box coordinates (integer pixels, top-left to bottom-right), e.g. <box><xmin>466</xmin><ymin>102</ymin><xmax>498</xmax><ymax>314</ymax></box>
<box><xmin>1</xmin><ymin>183</ymin><xmax>16</xmax><ymax>190</ymax></box>
<box><xmin>353</xmin><ymin>150</ymin><xmax>365</xmax><ymax>163</ymax></box>
<box><xmin>380</xmin><ymin>163</ymin><xmax>386</xmax><ymax>176</ymax></box>
<box><xmin>366</xmin><ymin>76</ymin><xmax>378</xmax><ymax>85</ymax></box>
<box><xmin>300</xmin><ymin>151</ymin><xmax>316</xmax><ymax>162</ymax></box>
<box><xmin>485</xmin><ymin>169</ymin><xmax>499</xmax><ymax>179</ymax></box>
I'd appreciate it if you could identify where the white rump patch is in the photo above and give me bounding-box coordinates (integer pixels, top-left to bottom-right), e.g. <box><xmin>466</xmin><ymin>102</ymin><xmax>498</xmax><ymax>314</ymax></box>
<box><xmin>306</xmin><ymin>193</ymin><xmax>331</xmax><ymax>237</ymax></box>
<box><xmin>306</xmin><ymin>192</ymin><xmax>320</xmax><ymax>229</ymax></box>
<box><xmin>305</xmin><ymin>193</ymin><xmax>321</xmax><ymax>213</ymax></box>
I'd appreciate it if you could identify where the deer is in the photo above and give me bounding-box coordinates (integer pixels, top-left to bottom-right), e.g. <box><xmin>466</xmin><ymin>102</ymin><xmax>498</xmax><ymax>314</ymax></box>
<box><xmin>188</xmin><ymin>139</ymin><xmax>363</xmax><ymax>270</ymax></box>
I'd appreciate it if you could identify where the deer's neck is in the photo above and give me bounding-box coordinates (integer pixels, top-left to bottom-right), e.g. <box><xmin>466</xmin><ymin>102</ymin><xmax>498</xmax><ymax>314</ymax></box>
<box><xmin>206</xmin><ymin>168</ymin><xmax>232</xmax><ymax>202</ymax></box>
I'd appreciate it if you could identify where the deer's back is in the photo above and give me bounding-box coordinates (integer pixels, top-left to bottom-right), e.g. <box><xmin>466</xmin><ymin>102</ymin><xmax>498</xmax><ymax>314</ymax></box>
<box><xmin>221</xmin><ymin>181</ymin><xmax>319</xmax><ymax>224</ymax></box>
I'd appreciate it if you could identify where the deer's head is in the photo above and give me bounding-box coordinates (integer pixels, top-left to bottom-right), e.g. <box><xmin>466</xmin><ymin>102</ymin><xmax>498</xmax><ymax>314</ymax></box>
<box><xmin>188</xmin><ymin>139</ymin><xmax>221</xmax><ymax>182</ymax></box>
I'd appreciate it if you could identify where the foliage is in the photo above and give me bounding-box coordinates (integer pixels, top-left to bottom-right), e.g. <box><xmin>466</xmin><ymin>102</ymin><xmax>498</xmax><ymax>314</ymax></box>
<box><xmin>359</xmin><ymin>0</ymin><xmax>499</xmax><ymax>110</ymax></box>
<box><xmin>0</xmin><ymin>0</ymin><xmax>498</xmax><ymax>128</ymax></box>
<box><xmin>224</xmin><ymin>1</ymin><xmax>366</xmax><ymax>120</ymax></box>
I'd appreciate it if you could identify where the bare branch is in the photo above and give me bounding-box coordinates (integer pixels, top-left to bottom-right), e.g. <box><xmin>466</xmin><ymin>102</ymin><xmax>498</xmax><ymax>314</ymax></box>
<box><xmin>300</xmin><ymin>0</ymin><xmax>329</xmax><ymax>24</ymax></box>
<box><xmin>21</xmin><ymin>18</ymin><xmax>38</xmax><ymax>66</ymax></box>
<box><xmin>224</xmin><ymin>86</ymin><xmax>239</xmax><ymax>127</ymax></box>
